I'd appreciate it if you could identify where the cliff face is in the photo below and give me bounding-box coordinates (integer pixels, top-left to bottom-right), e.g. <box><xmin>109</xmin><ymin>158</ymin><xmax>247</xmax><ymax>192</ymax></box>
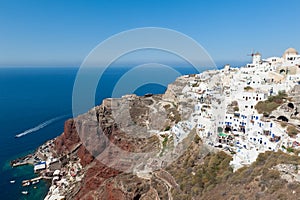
<box><xmin>55</xmin><ymin>119</ymin><xmax>80</xmax><ymax>155</ymax></box>
<box><xmin>54</xmin><ymin>119</ymin><xmax>128</xmax><ymax>199</ymax></box>
<box><xmin>53</xmin><ymin>111</ymin><xmax>168</xmax><ymax>199</ymax></box>
<box><xmin>50</xmin><ymin>76</ymin><xmax>190</xmax><ymax>199</ymax></box>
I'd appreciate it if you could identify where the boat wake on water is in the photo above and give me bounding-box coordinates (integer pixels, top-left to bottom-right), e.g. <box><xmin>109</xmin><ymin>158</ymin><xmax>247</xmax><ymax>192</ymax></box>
<box><xmin>15</xmin><ymin>115</ymin><xmax>69</xmax><ymax>138</ymax></box>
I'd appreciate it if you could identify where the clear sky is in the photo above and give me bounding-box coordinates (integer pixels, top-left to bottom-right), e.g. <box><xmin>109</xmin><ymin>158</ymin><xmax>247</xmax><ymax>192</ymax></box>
<box><xmin>1</xmin><ymin>0</ymin><xmax>300</xmax><ymax>67</ymax></box>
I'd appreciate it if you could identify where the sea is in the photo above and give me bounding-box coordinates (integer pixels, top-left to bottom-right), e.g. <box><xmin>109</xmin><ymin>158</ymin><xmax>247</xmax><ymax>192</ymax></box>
<box><xmin>0</xmin><ymin>65</ymin><xmax>201</xmax><ymax>200</ymax></box>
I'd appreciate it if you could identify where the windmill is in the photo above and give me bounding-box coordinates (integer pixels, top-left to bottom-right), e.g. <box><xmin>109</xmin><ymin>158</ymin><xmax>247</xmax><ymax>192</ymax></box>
<box><xmin>246</xmin><ymin>50</ymin><xmax>255</xmax><ymax>66</ymax></box>
<box><xmin>247</xmin><ymin>49</ymin><xmax>255</xmax><ymax>57</ymax></box>
<box><xmin>247</xmin><ymin>50</ymin><xmax>261</xmax><ymax>65</ymax></box>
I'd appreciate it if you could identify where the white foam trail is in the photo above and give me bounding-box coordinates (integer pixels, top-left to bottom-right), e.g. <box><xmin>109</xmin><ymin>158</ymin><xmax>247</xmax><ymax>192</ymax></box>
<box><xmin>15</xmin><ymin>115</ymin><xmax>68</xmax><ymax>138</ymax></box>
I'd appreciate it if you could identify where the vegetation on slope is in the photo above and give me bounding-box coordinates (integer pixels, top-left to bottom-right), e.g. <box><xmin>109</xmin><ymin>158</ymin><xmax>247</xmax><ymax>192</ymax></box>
<box><xmin>166</xmin><ymin>135</ymin><xmax>233</xmax><ymax>199</ymax></box>
<box><xmin>255</xmin><ymin>91</ymin><xmax>287</xmax><ymax>114</ymax></box>
<box><xmin>166</xmin><ymin>135</ymin><xmax>300</xmax><ymax>200</ymax></box>
<box><xmin>287</xmin><ymin>125</ymin><xmax>299</xmax><ymax>137</ymax></box>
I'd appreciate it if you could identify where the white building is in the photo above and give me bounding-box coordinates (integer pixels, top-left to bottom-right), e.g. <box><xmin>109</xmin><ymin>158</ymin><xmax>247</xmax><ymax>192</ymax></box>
<box><xmin>34</xmin><ymin>161</ymin><xmax>46</xmax><ymax>173</ymax></box>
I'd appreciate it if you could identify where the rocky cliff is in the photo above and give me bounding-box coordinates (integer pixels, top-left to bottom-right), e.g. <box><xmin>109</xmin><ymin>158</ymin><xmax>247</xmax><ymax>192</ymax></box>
<box><xmin>49</xmin><ymin>75</ymin><xmax>300</xmax><ymax>200</ymax></box>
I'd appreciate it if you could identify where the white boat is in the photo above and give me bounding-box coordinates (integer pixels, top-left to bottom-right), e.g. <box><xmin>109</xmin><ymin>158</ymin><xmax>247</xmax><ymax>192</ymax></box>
<box><xmin>32</xmin><ymin>180</ymin><xmax>39</xmax><ymax>184</ymax></box>
<box><xmin>10</xmin><ymin>180</ymin><xmax>15</xmax><ymax>184</ymax></box>
<box><xmin>22</xmin><ymin>182</ymin><xmax>30</xmax><ymax>187</ymax></box>
<box><xmin>21</xmin><ymin>191</ymin><xmax>28</xmax><ymax>195</ymax></box>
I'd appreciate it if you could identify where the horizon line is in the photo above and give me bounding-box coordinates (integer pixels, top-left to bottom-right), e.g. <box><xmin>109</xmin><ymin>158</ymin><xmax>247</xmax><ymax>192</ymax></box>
<box><xmin>0</xmin><ymin>60</ymin><xmax>249</xmax><ymax>68</ymax></box>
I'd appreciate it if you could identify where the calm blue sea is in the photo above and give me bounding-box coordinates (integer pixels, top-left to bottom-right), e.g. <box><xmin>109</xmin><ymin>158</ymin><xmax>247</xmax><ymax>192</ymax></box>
<box><xmin>0</xmin><ymin>66</ymin><xmax>199</xmax><ymax>200</ymax></box>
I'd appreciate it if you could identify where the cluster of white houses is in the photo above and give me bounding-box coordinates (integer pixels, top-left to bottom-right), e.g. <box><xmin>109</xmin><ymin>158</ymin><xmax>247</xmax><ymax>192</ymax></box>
<box><xmin>172</xmin><ymin>48</ymin><xmax>300</xmax><ymax>171</ymax></box>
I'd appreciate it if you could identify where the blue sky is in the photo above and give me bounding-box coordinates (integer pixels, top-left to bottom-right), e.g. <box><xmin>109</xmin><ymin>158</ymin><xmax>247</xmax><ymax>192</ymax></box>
<box><xmin>0</xmin><ymin>0</ymin><xmax>299</xmax><ymax>67</ymax></box>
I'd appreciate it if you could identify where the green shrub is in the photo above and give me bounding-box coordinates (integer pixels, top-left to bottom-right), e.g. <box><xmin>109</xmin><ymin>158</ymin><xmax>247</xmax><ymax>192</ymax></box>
<box><xmin>233</xmin><ymin>106</ymin><xmax>239</xmax><ymax>112</ymax></box>
<box><xmin>287</xmin><ymin>147</ymin><xmax>294</xmax><ymax>153</ymax></box>
<box><xmin>287</xmin><ymin>125</ymin><xmax>298</xmax><ymax>137</ymax></box>
<box><xmin>164</xmin><ymin>126</ymin><xmax>171</xmax><ymax>131</ymax></box>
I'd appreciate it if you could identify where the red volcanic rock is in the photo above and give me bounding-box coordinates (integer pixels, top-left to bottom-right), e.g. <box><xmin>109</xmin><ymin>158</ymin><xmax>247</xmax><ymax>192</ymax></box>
<box><xmin>52</xmin><ymin>96</ymin><xmax>163</xmax><ymax>199</ymax></box>
<box><xmin>77</xmin><ymin>145</ymin><xmax>94</xmax><ymax>167</ymax></box>
<box><xmin>75</xmin><ymin>161</ymin><xmax>121</xmax><ymax>200</ymax></box>
<box><xmin>54</xmin><ymin>119</ymin><xmax>80</xmax><ymax>154</ymax></box>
